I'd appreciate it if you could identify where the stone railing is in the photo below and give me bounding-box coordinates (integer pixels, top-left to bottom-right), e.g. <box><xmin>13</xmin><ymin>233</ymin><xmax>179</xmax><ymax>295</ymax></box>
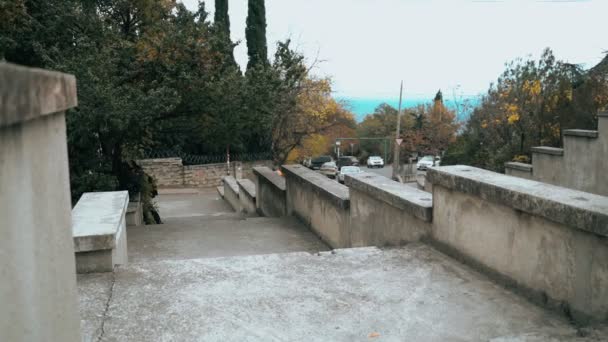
<box><xmin>255</xmin><ymin>162</ymin><xmax>608</xmax><ymax>323</ymax></box>
<box><xmin>72</xmin><ymin>191</ymin><xmax>129</xmax><ymax>273</ymax></box>
<box><xmin>346</xmin><ymin>172</ymin><xmax>432</xmax><ymax>247</ymax></box>
<box><xmin>222</xmin><ymin>176</ymin><xmax>240</xmax><ymax>212</ymax></box>
<box><xmin>237</xmin><ymin>179</ymin><xmax>257</xmax><ymax>215</ymax></box>
<box><xmin>506</xmin><ymin>112</ymin><xmax>608</xmax><ymax>196</ymax></box>
<box><xmin>1</xmin><ymin>63</ymin><xmax>81</xmax><ymax>341</ymax></box>
<box><xmin>282</xmin><ymin>165</ymin><xmax>351</xmax><ymax>248</ymax></box>
<box><xmin>253</xmin><ymin>167</ymin><xmax>287</xmax><ymax>217</ymax></box>
<box><xmin>427</xmin><ymin>165</ymin><xmax>608</xmax><ymax>323</ymax></box>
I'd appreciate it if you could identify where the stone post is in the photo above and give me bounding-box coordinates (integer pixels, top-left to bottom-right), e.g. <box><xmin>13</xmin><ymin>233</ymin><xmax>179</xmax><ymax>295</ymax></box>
<box><xmin>0</xmin><ymin>63</ymin><xmax>81</xmax><ymax>341</ymax></box>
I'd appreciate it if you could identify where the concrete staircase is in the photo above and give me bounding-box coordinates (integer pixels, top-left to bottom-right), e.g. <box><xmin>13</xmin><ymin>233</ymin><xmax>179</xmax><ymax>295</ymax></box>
<box><xmin>505</xmin><ymin>112</ymin><xmax>608</xmax><ymax>196</ymax></box>
<box><xmin>78</xmin><ymin>244</ymin><xmax>608</xmax><ymax>341</ymax></box>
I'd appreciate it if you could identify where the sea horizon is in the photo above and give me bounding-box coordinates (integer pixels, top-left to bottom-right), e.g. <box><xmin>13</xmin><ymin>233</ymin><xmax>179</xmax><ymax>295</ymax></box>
<box><xmin>337</xmin><ymin>96</ymin><xmax>481</xmax><ymax>122</ymax></box>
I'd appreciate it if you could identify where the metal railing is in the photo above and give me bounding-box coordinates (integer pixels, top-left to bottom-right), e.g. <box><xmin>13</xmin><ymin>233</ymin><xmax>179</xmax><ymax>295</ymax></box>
<box><xmin>142</xmin><ymin>150</ymin><xmax>272</xmax><ymax>166</ymax></box>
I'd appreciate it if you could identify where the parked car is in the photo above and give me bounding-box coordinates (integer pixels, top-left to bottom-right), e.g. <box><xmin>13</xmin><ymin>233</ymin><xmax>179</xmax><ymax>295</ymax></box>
<box><xmin>311</xmin><ymin>155</ymin><xmax>333</xmax><ymax>170</ymax></box>
<box><xmin>366</xmin><ymin>156</ymin><xmax>384</xmax><ymax>168</ymax></box>
<box><xmin>319</xmin><ymin>161</ymin><xmax>338</xmax><ymax>178</ymax></box>
<box><xmin>337</xmin><ymin>156</ymin><xmax>359</xmax><ymax>170</ymax></box>
<box><xmin>338</xmin><ymin>166</ymin><xmax>362</xmax><ymax>183</ymax></box>
<box><xmin>416</xmin><ymin>155</ymin><xmax>441</xmax><ymax>170</ymax></box>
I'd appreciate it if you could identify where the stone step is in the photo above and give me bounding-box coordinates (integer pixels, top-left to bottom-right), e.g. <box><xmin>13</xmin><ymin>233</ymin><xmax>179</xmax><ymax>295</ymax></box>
<box><xmin>531</xmin><ymin>146</ymin><xmax>564</xmax><ymax>156</ymax></box>
<box><xmin>563</xmin><ymin>129</ymin><xmax>599</xmax><ymax>138</ymax></box>
<box><xmin>78</xmin><ymin>243</ymin><xmax>607</xmax><ymax>341</ymax></box>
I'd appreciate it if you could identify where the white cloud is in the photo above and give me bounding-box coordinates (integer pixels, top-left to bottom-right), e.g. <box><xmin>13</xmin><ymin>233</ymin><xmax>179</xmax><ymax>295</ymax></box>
<box><xmin>180</xmin><ymin>0</ymin><xmax>606</xmax><ymax>98</ymax></box>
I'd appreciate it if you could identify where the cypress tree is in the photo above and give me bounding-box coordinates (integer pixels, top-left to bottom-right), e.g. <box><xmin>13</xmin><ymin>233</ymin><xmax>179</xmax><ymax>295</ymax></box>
<box><xmin>214</xmin><ymin>0</ymin><xmax>230</xmax><ymax>36</ymax></box>
<box><xmin>246</xmin><ymin>0</ymin><xmax>268</xmax><ymax>70</ymax></box>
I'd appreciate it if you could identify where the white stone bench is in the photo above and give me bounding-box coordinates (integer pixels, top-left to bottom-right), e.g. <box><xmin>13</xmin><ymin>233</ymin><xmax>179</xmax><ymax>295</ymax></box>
<box><xmin>72</xmin><ymin>191</ymin><xmax>129</xmax><ymax>273</ymax></box>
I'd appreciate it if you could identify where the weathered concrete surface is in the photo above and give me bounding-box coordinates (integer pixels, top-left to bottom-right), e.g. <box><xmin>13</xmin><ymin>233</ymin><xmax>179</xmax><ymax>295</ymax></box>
<box><xmin>427</xmin><ymin>165</ymin><xmax>608</xmax><ymax>237</ymax></box>
<box><xmin>126</xmin><ymin>194</ymin><xmax>143</xmax><ymax>227</ymax></box>
<box><xmin>253</xmin><ymin>166</ymin><xmax>287</xmax><ymax>217</ymax></box>
<box><xmin>128</xmin><ymin>191</ymin><xmax>329</xmax><ymax>262</ymax></box>
<box><xmin>511</xmin><ymin>114</ymin><xmax>608</xmax><ymax>196</ymax></box>
<box><xmin>0</xmin><ymin>63</ymin><xmax>77</xmax><ymax>127</ymax></box>
<box><xmin>282</xmin><ymin>164</ymin><xmax>351</xmax><ymax>248</ymax></box>
<box><xmin>77</xmin><ymin>272</ymin><xmax>113</xmax><ymax>342</ymax></box>
<box><xmin>0</xmin><ymin>64</ymin><xmax>81</xmax><ymax>342</ymax></box>
<box><xmin>346</xmin><ymin>172</ymin><xmax>432</xmax><ymax>247</ymax></box>
<box><xmin>222</xmin><ymin>176</ymin><xmax>240</xmax><ymax>212</ymax></box>
<box><xmin>127</xmin><ymin>215</ymin><xmax>329</xmax><ymax>262</ymax></box>
<box><xmin>237</xmin><ymin>178</ymin><xmax>257</xmax><ymax>215</ymax></box>
<box><xmin>346</xmin><ymin>172</ymin><xmax>432</xmax><ymax>221</ymax></box>
<box><xmin>72</xmin><ymin>191</ymin><xmax>129</xmax><ymax>273</ymax></box>
<box><xmin>156</xmin><ymin>189</ymin><xmax>233</xmax><ymax>219</ymax></box>
<box><xmin>72</xmin><ymin>191</ymin><xmax>129</xmax><ymax>252</ymax></box>
<box><xmin>428</xmin><ymin>165</ymin><xmax>608</xmax><ymax>323</ymax></box>
<box><xmin>77</xmin><ymin>244</ymin><xmax>607</xmax><ymax>341</ymax></box>
<box><xmin>505</xmin><ymin>161</ymin><xmax>534</xmax><ymax>180</ymax></box>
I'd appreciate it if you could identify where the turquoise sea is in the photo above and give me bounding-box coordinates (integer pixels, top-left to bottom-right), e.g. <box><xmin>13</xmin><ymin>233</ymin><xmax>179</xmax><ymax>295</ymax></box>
<box><xmin>338</xmin><ymin>96</ymin><xmax>481</xmax><ymax>122</ymax></box>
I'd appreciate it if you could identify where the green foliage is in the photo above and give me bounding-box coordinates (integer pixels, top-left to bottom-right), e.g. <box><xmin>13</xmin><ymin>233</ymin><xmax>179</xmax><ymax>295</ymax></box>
<box><xmin>445</xmin><ymin>48</ymin><xmax>608</xmax><ymax>171</ymax></box>
<box><xmin>214</xmin><ymin>0</ymin><xmax>230</xmax><ymax>35</ymax></box>
<box><xmin>2</xmin><ymin>0</ymin><xmax>355</xmax><ymax>222</ymax></box>
<box><xmin>246</xmin><ymin>0</ymin><xmax>268</xmax><ymax>70</ymax></box>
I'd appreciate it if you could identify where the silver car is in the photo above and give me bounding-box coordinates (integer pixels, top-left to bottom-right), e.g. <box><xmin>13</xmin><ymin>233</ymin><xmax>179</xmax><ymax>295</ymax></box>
<box><xmin>338</xmin><ymin>166</ymin><xmax>362</xmax><ymax>183</ymax></box>
<box><xmin>320</xmin><ymin>161</ymin><xmax>338</xmax><ymax>178</ymax></box>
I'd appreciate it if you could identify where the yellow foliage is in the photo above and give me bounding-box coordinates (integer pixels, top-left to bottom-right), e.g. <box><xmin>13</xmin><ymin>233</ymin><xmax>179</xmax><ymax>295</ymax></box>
<box><xmin>481</xmin><ymin>120</ymin><xmax>488</xmax><ymax>129</ymax></box>
<box><xmin>523</xmin><ymin>80</ymin><xmax>542</xmax><ymax>97</ymax></box>
<box><xmin>507</xmin><ymin>113</ymin><xmax>520</xmax><ymax>124</ymax></box>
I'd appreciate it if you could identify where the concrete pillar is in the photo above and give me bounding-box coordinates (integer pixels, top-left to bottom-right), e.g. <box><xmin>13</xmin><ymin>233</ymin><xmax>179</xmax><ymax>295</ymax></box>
<box><xmin>0</xmin><ymin>63</ymin><xmax>81</xmax><ymax>341</ymax></box>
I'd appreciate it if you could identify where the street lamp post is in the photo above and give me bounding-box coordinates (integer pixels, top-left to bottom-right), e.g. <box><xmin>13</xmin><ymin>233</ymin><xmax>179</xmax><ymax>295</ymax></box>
<box><xmin>392</xmin><ymin>81</ymin><xmax>404</xmax><ymax>180</ymax></box>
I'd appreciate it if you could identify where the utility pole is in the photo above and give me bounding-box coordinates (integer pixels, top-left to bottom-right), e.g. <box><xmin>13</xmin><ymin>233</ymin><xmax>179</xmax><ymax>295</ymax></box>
<box><xmin>392</xmin><ymin>81</ymin><xmax>403</xmax><ymax>180</ymax></box>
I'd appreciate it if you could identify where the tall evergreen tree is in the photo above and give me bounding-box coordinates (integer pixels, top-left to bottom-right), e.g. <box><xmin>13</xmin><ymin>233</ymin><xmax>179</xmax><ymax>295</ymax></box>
<box><xmin>214</xmin><ymin>0</ymin><xmax>230</xmax><ymax>36</ymax></box>
<box><xmin>245</xmin><ymin>0</ymin><xmax>268</xmax><ymax>70</ymax></box>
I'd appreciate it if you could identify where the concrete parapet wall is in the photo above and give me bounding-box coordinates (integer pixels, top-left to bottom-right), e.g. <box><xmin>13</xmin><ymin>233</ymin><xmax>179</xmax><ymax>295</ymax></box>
<box><xmin>504</xmin><ymin>162</ymin><xmax>534</xmax><ymax>180</ymax></box>
<box><xmin>138</xmin><ymin>158</ymin><xmax>273</xmax><ymax>188</ymax></box>
<box><xmin>508</xmin><ymin>114</ymin><xmax>608</xmax><ymax>196</ymax></box>
<box><xmin>427</xmin><ymin>165</ymin><xmax>608</xmax><ymax>323</ymax></box>
<box><xmin>222</xmin><ymin>176</ymin><xmax>240</xmax><ymax>212</ymax></box>
<box><xmin>0</xmin><ymin>63</ymin><xmax>81</xmax><ymax>341</ymax></box>
<box><xmin>237</xmin><ymin>179</ymin><xmax>257</xmax><ymax>215</ymax></box>
<box><xmin>346</xmin><ymin>173</ymin><xmax>432</xmax><ymax>247</ymax></box>
<box><xmin>253</xmin><ymin>167</ymin><xmax>287</xmax><ymax>217</ymax></box>
<box><xmin>282</xmin><ymin>165</ymin><xmax>351</xmax><ymax>248</ymax></box>
<box><xmin>72</xmin><ymin>191</ymin><xmax>129</xmax><ymax>273</ymax></box>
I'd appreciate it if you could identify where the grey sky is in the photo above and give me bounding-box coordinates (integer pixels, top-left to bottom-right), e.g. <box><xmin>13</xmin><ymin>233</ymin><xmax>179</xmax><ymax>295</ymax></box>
<box><xmin>181</xmin><ymin>0</ymin><xmax>606</xmax><ymax>98</ymax></box>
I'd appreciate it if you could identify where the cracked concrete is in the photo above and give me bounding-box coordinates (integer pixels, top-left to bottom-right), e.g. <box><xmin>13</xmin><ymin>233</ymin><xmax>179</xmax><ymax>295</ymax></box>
<box><xmin>78</xmin><ymin>245</ymin><xmax>608</xmax><ymax>341</ymax></box>
<box><xmin>77</xmin><ymin>189</ymin><xmax>608</xmax><ymax>341</ymax></box>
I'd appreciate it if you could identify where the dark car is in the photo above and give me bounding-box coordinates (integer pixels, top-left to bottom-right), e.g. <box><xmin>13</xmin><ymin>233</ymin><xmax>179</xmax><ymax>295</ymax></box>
<box><xmin>310</xmin><ymin>155</ymin><xmax>333</xmax><ymax>170</ymax></box>
<box><xmin>337</xmin><ymin>156</ymin><xmax>359</xmax><ymax>170</ymax></box>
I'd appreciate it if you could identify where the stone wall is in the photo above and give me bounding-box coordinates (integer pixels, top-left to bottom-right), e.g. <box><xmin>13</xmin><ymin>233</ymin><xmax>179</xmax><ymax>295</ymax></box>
<box><xmin>427</xmin><ymin>165</ymin><xmax>608</xmax><ymax>323</ymax></box>
<box><xmin>0</xmin><ymin>63</ymin><xmax>81</xmax><ymax>341</ymax></box>
<box><xmin>222</xmin><ymin>176</ymin><xmax>240</xmax><ymax>212</ymax></box>
<box><xmin>255</xmin><ymin>161</ymin><xmax>608</xmax><ymax>324</ymax></box>
<box><xmin>347</xmin><ymin>172</ymin><xmax>432</xmax><ymax>247</ymax></box>
<box><xmin>138</xmin><ymin>158</ymin><xmax>273</xmax><ymax>188</ymax></box>
<box><xmin>282</xmin><ymin>165</ymin><xmax>351</xmax><ymax>248</ymax></box>
<box><xmin>253</xmin><ymin>166</ymin><xmax>287</xmax><ymax>217</ymax></box>
<box><xmin>505</xmin><ymin>113</ymin><xmax>608</xmax><ymax>196</ymax></box>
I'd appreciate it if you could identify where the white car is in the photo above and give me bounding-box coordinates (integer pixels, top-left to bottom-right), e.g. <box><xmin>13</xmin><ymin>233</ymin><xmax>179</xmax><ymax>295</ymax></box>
<box><xmin>366</xmin><ymin>156</ymin><xmax>384</xmax><ymax>168</ymax></box>
<box><xmin>417</xmin><ymin>155</ymin><xmax>441</xmax><ymax>170</ymax></box>
<box><xmin>338</xmin><ymin>166</ymin><xmax>363</xmax><ymax>183</ymax></box>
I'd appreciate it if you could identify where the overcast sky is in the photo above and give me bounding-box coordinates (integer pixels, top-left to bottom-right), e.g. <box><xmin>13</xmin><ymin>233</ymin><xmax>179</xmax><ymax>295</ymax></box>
<box><xmin>180</xmin><ymin>0</ymin><xmax>606</xmax><ymax>99</ymax></box>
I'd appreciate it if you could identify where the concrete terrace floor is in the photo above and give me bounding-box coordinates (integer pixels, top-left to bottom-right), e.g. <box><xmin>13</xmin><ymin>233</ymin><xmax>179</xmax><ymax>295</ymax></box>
<box><xmin>127</xmin><ymin>190</ymin><xmax>329</xmax><ymax>262</ymax></box>
<box><xmin>77</xmin><ymin>189</ymin><xmax>607</xmax><ymax>341</ymax></box>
